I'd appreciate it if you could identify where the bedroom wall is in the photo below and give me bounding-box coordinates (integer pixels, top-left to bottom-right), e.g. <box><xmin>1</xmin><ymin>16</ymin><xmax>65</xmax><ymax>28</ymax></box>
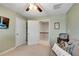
<box><xmin>0</xmin><ymin>5</ymin><xmax>26</xmax><ymax>53</ymax></box>
<box><xmin>50</xmin><ymin>14</ymin><xmax>67</xmax><ymax>44</ymax></box>
<box><xmin>67</xmin><ymin>4</ymin><xmax>79</xmax><ymax>40</ymax></box>
<box><xmin>40</xmin><ymin>22</ymin><xmax>49</xmax><ymax>32</ymax></box>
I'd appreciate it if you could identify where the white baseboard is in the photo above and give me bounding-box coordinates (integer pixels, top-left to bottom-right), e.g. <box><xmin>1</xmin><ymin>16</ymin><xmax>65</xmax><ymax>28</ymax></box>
<box><xmin>0</xmin><ymin>47</ymin><xmax>16</xmax><ymax>55</ymax></box>
<box><xmin>0</xmin><ymin>43</ymin><xmax>26</xmax><ymax>55</ymax></box>
<box><xmin>16</xmin><ymin>42</ymin><xmax>26</xmax><ymax>47</ymax></box>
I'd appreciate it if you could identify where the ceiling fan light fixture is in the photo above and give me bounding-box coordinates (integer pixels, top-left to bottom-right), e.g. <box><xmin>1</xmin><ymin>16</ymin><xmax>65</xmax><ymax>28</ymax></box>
<box><xmin>26</xmin><ymin>3</ymin><xmax>42</xmax><ymax>12</ymax></box>
<box><xmin>29</xmin><ymin>4</ymin><xmax>34</xmax><ymax>10</ymax></box>
<box><xmin>33</xmin><ymin>5</ymin><xmax>37</xmax><ymax>10</ymax></box>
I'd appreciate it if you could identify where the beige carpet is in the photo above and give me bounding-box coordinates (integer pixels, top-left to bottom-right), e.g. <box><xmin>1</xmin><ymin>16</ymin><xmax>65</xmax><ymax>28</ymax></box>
<box><xmin>39</xmin><ymin>40</ymin><xmax>50</xmax><ymax>46</ymax></box>
<box><xmin>1</xmin><ymin>43</ymin><xmax>51</xmax><ymax>56</ymax></box>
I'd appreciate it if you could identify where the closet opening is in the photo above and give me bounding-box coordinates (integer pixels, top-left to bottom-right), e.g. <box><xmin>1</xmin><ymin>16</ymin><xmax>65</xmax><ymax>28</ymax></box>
<box><xmin>39</xmin><ymin>21</ymin><xmax>49</xmax><ymax>46</ymax></box>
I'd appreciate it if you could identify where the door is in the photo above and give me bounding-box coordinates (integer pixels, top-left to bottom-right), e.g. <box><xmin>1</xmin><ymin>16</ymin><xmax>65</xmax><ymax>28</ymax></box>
<box><xmin>28</xmin><ymin>20</ymin><xmax>40</xmax><ymax>45</ymax></box>
<box><xmin>15</xmin><ymin>17</ymin><xmax>26</xmax><ymax>47</ymax></box>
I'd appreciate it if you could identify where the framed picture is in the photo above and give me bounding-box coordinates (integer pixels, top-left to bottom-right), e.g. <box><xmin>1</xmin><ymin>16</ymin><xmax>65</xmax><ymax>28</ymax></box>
<box><xmin>0</xmin><ymin>16</ymin><xmax>9</xmax><ymax>29</ymax></box>
<box><xmin>54</xmin><ymin>22</ymin><xmax>60</xmax><ymax>29</ymax></box>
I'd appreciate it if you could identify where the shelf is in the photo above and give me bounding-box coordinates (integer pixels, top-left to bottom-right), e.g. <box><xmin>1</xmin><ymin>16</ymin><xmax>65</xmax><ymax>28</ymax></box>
<box><xmin>40</xmin><ymin>32</ymin><xmax>48</xmax><ymax>34</ymax></box>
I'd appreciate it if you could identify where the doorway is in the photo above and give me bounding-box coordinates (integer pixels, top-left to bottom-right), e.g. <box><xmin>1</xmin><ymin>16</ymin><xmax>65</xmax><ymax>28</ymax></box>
<box><xmin>39</xmin><ymin>21</ymin><xmax>49</xmax><ymax>46</ymax></box>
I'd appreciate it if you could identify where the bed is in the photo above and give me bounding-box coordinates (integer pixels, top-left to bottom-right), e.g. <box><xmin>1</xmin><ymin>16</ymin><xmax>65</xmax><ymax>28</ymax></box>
<box><xmin>51</xmin><ymin>43</ymin><xmax>71</xmax><ymax>56</ymax></box>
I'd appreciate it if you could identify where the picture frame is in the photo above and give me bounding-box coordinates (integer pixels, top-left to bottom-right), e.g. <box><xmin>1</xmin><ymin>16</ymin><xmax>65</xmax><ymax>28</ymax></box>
<box><xmin>54</xmin><ymin>22</ymin><xmax>60</xmax><ymax>30</ymax></box>
<box><xmin>0</xmin><ymin>16</ymin><xmax>9</xmax><ymax>29</ymax></box>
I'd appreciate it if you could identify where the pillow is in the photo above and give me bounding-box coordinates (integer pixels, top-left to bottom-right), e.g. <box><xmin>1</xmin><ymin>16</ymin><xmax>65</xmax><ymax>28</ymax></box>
<box><xmin>52</xmin><ymin>43</ymin><xmax>71</xmax><ymax>56</ymax></box>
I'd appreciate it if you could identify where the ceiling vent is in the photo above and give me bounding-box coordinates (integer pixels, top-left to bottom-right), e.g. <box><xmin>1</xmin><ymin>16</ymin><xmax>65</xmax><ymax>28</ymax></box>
<box><xmin>53</xmin><ymin>4</ymin><xmax>63</xmax><ymax>9</ymax></box>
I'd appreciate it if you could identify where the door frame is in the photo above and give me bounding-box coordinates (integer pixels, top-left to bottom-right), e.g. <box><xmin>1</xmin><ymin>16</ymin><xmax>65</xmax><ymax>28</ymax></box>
<box><xmin>26</xmin><ymin>20</ymin><xmax>28</xmax><ymax>45</ymax></box>
<box><xmin>39</xmin><ymin>19</ymin><xmax>50</xmax><ymax>45</ymax></box>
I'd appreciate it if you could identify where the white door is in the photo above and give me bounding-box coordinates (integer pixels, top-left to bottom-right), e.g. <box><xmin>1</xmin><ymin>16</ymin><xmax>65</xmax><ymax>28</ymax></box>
<box><xmin>28</xmin><ymin>20</ymin><xmax>40</xmax><ymax>45</ymax></box>
<box><xmin>15</xmin><ymin>17</ymin><xmax>26</xmax><ymax>47</ymax></box>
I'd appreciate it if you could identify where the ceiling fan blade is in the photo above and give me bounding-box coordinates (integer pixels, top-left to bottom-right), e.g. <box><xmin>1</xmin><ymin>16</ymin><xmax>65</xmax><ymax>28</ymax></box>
<box><xmin>26</xmin><ymin>7</ymin><xmax>29</xmax><ymax>11</ymax></box>
<box><xmin>37</xmin><ymin>6</ymin><xmax>42</xmax><ymax>12</ymax></box>
<box><xmin>26</xmin><ymin>4</ymin><xmax>30</xmax><ymax>11</ymax></box>
<box><xmin>36</xmin><ymin>5</ymin><xmax>42</xmax><ymax>12</ymax></box>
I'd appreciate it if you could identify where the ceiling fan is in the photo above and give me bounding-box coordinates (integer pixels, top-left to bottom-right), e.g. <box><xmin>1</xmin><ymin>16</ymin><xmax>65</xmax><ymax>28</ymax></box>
<box><xmin>26</xmin><ymin>3</ymin><xmax>42</xmax><ymax>12</ymax></box>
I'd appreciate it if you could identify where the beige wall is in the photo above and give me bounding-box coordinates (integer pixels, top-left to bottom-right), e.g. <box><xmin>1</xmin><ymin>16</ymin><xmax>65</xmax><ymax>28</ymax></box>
<box><xmin>40</xmin><ymin>22</ymin><xmax>49</xmax><ymax>32</ymax></box>
<box><xmin>0</xmin><ymin>5</ymin><xmax>26</xmax><ymax>53</ymax></box>
<box><xmin>50</xmin><ymin>15</ymin><xmax>67</xmax><ymax>44</ymax></box>
<box><xmin>67</xmin><ymin>4</ymin><xmax>79</xmax><ymax>40</ymax></box>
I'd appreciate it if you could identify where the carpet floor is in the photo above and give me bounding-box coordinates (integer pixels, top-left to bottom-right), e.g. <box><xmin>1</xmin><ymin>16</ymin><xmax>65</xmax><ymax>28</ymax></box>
<box><xmin>2</xmin><ymin>43</ymin><xmax>51</xmax><ymax>56</ymax></box>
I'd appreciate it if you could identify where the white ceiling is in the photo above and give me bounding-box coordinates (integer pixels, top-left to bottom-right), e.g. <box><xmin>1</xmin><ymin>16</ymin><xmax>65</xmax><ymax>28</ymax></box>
<box><xmin>0</xmin><ymin>3</ymin><xmax>73</xmax><ymax>19</ymax></box>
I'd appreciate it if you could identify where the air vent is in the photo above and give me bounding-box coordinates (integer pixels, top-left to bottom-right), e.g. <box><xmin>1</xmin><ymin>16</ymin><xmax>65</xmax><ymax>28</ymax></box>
<box><xmin>54</xmin><ymin>4</ymin><xmax>63</xmax><ymax>9</ymax></box>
